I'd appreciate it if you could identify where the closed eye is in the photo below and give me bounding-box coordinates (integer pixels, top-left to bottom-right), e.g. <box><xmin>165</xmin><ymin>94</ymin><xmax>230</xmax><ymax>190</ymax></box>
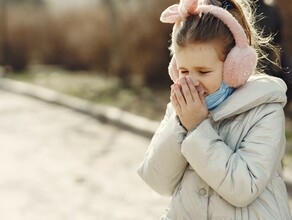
<box><xmin>199</xmin><ymin>71</ymin><xmax>211</xmax><ymax>74</ymax></box>
<box><xmin>181</xmin><ymin>70</ymin><xmax>189</xmax><ymax>75</ymax></box>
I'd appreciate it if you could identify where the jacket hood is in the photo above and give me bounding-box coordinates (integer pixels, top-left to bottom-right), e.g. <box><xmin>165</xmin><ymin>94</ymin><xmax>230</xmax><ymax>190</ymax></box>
<box><xmin>210</xmin><ymin>74</ymin><xmax>287</xmax><ymax>121</ymax></box>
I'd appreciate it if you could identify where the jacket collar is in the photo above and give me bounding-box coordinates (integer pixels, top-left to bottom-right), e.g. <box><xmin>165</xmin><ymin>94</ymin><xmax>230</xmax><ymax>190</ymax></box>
<box><xmin>210</xmin><ymin>74</ymin><xmax>287</xmax><ymax>121</ymax></box>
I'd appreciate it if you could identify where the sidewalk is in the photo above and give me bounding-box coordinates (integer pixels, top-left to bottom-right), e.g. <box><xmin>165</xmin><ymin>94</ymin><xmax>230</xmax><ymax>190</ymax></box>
<box><xmin>1</xmin><ymin>78</ymin><xmax>292</xmax><ymax>218</ymax></box>
<box><xmin>0</xmin><ymin>90</ymin><xmax>169</xmax><ymax>220</ymax></box>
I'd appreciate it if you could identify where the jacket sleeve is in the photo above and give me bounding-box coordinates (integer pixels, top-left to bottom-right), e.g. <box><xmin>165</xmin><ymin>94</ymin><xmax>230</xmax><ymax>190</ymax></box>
<box><xmin>181</xmin><ymin>104</ymin><xmax>286</xmax><ymax>207</ymax></box>
<box><xmin>137</xmin><ymin>103</ymin><xmax>188</xmax><ymax>196</ymax></box>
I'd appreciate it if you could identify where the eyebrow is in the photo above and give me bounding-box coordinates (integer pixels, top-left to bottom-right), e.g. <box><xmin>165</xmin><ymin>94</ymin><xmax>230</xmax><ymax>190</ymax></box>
<box><xmin>178</xmin><ymin>66</ymin><xmax>211</xmax><ymax>70</ymax></box>
<box><xmin>194</xmin><ymin>66</ymin><xmax>210</xmax><ymax>70</ymax></box>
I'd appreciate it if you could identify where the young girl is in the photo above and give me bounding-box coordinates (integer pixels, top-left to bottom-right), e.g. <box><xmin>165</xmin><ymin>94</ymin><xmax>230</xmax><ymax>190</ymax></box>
<box><xmin>138</xmin><ymin>0</ymin><xmax>292</xmax><ymax>219</ymax></box>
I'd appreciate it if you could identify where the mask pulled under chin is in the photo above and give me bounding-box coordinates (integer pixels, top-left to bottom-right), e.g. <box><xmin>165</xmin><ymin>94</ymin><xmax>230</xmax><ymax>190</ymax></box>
<box><xmin>205</xmin><ymin>82</ymin><xmax>235</xmax><ymax>110</ymax></box>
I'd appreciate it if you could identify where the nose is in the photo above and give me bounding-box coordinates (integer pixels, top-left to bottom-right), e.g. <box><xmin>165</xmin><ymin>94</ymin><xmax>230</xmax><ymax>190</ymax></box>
<box><xmin>185</xmin><ymin>76</ymin><xmax>205</xmax><ymax>93</ymax></box>
<box><xmin>184</xmin><ymin>75</ymin><xmax>200</xmax><ymax>86</ymax></box>
<box><xmin>177</xmin><ymin>76</ymin><xmax>200</xmax><ymax>88</ymax></box>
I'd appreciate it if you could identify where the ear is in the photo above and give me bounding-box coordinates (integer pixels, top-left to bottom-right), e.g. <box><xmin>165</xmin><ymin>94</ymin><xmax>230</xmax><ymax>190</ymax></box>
<box><xmin>168</xmin><ymin>56</ymin><xmax>180</xmax><ymax>82</ymax></box>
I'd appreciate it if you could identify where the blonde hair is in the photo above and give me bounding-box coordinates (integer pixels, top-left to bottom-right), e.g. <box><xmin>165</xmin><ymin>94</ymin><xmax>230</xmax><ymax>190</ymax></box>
<box><xmin>170</xmin><ymin>0</ymin><xmax>280</xmax><ymax>73</ymax></box>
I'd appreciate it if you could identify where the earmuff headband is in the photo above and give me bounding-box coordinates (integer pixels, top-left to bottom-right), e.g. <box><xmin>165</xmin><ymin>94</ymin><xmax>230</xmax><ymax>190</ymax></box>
<box><xmin>160</xmin><ymin>0</ymin><xmax>257</xmax><ymax>88</ymax></box>
<box><xmin>196</xmin><ymin>5</ymin><xmax>248</xmax><ymax>48</ymax></box>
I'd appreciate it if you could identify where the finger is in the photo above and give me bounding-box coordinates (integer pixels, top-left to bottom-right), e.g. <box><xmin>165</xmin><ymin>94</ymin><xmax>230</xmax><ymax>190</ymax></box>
<box><xmin>186</xmin><ymin>77</ymin><xmax>198</xmax><ymax>99</ymax></box>
<box><xmin>186</xmin><ymin>77</ymin><xmax>200</xmax><ymax>101</ymax></box>
<box><xmin>170</xmin><ymin>84</ymin><xmax>177</xmax><ymax>100</ymax></box>
<box><xmin>170</xmin><ymin>86</ymin><xmax>176</xmax><ymax>103</ymax></box>
<box><xmin>170</xmin><ymin>92</ymin><xmax>182</xmax><ymax>114</ymax></box>
<box><xmin>180</xmin><ymin>77</ymin><xmax>193</xmax><ymax>105</ymax></box>
<box><xmin>174</xmin><ymin>83</ymin><xmax>187</xmax><ymax>109</ymax></box>
<box><xmin>170</xmin><ymin>85</ymin><xmax>174</xmax><ymax>96</ymax></box>
<box><xmin>189</xmin><ymin>78</ymin><xmax>201</xmax><ymax>98</ymax></box>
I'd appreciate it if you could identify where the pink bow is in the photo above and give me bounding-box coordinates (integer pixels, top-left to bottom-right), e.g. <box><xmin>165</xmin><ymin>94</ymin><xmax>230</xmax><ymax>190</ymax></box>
<box><xmin>160</xmin><ymin>0</ymin><xmax>199</xmax><ymax>23</ymax></box>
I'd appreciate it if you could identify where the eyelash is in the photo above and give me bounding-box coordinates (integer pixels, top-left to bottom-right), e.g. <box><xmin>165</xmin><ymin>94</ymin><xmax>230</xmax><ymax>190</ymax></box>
<box><xmin>180</xmin><ymin>71</ymin><xmax>211</xmax><ymax>74</ymax></box>
<box><xmin>199</xmin><ymin>71</ymin><xmax>211</xmax><ymax>74</ymax></box>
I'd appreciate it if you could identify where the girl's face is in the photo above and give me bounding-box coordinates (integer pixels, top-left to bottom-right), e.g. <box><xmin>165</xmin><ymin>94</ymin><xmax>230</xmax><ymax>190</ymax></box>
<box><xmin>174</xmin><ymin>42</ymin><xmax>224</xmax><ymax>96</ymax></box>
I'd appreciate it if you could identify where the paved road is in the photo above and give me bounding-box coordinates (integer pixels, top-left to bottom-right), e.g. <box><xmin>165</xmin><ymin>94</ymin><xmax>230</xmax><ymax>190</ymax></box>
<box><xmin>0</xmin><ymin>91</ymin><xmax>168</xmax><ymax>220</ymax></box>
<box><xmin>1</xmin><ymin>91</ymin><xmax>292</xmax><ymax>220</ymax></box>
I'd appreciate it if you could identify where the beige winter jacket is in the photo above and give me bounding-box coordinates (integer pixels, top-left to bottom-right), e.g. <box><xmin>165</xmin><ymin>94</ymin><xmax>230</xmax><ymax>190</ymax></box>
<box><xmin>138</xmin><ymin>74</ymin><xmax>292</xmax><ymax>220</ymax></box>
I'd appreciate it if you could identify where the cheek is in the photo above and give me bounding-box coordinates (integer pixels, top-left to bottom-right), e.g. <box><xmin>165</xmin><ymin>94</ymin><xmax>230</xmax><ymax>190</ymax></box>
<box><xmin>206</xmin><ymin>74</ymin><xmax>223</xmax><ymax>94</ymax></box>
<box><xmin>206</xmin><ymin>83</ymin><xmax>220</xmax><ymax>94</ymax></box>
<box><xmin>213</xmin><ymin>82</ymin><xmax>222</xmax><ymax>93</ymax></box>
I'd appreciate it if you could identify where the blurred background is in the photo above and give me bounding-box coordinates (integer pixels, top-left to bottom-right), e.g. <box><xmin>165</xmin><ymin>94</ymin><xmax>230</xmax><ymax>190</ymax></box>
<box><xmin>0</xmin><ymin>0</ymin><xmax>291</xmax><ymax>120</ymax></box>
<box><xmin>0</xmin><ymin>0</ymin><xmax>292</xmax><ymax>219</ymax></box>
<box><xmin>0</xmin><ymin>0</ymin><xmax>177</xmax><ymax>121</ymax></box>
<box><xmin>0</xmin><ymin>0</ymin><xmax>291</xmax><ymax>121</ymax></box>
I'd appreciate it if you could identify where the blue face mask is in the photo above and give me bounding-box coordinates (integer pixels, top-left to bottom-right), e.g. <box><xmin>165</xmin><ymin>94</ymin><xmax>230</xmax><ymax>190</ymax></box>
<box><xmin>205</xmin><ymin>82</ymin><xmax>235</xmax><ymax>110</ymax></box>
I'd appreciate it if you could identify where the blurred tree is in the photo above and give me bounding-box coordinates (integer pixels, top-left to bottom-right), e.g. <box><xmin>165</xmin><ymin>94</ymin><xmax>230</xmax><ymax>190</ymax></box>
<box><xmin>5</xmin><ymin>0</ymin><xmax>45</xmax><ymax>6</ymax></box>
<box><xmin>0</xmin><ymin>0</ymin><xmax>9</xmax><ymax>71</ymax></box>
<box><xmin>0</xmin><ymin>0</ymin><xmax>45</xmax><ymax>71</ymax></box>
<box><xmin>101</xmin><ymin>0</ymin><xmax>130</xmax><ymax>87</ymax></box>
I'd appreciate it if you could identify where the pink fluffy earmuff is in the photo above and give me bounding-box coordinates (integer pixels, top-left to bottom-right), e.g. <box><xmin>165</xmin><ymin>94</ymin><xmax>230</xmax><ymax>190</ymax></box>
<box><xmin>160</xmin><ymin>0</ymin><xmax>258</xmax><ymax>88</ymax></box>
